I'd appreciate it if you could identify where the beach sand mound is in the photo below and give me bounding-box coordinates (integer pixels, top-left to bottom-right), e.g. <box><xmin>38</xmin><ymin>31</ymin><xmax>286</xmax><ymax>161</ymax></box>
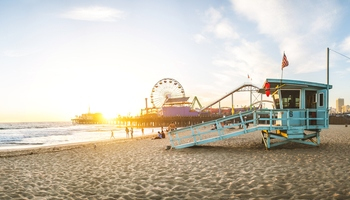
<box><xmin>0</xmin><ymin>125</ymin><xmax>349</xmax><ymax>199</ymax></box>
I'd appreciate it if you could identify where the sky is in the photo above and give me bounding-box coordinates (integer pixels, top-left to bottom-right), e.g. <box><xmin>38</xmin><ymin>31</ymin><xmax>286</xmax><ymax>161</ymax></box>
<box><xmin>1</xmin><ymin>0</ymin><xmax>350</xmax><ymax>122</ymax></box>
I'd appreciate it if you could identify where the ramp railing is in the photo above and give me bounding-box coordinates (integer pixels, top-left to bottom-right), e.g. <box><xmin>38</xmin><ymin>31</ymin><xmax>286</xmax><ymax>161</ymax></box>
<box><xmin>168</xmin><ymin>109</ymin><xmax>328</xmax><ymax>149</ymax></box>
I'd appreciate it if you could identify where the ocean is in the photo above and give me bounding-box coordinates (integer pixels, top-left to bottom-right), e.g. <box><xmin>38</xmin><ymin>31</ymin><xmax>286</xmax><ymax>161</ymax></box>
<box><xmin>0</xmin><ymin>122</ymin><xmax>158</xmax><ymax>150</ymax></box>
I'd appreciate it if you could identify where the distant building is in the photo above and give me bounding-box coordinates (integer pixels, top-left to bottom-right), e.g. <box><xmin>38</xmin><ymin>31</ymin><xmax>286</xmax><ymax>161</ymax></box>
<box><xmin>336</xmin><ymin>98</ymin><xmax>344</xmax><ymax>113</ymax></box>
<box><xmin>342</xmin><ymin>105</ymin><xmax>350</xmax><ymax>113</ymax></box>
<box><xmin>161</xmin><ymin>97</ymin><xmax>200</xmax><ymax>117</ymax></box>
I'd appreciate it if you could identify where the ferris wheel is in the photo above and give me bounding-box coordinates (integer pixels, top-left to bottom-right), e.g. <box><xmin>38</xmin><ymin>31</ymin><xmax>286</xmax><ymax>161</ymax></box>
<box><xmin>150</xmin><ymin>78</ymin><xmax>185</xmax><ymax>108</ymax></box>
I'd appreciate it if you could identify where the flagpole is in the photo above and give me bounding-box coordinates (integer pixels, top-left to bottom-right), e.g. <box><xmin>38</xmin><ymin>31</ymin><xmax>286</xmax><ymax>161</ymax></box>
<box><xmin>280</xmin><ymin>51</ymin><xmax>285</xmax><ymax>85</ymax></box>
<box><xmin>281</xmin><ymin>68</ymin><xmax>284</xmax><ymax>80</ymax></box>
<box><xmin>327</xmin><ymin>47</ymin><xmax>329</xmax><ymax>116</ymax></box>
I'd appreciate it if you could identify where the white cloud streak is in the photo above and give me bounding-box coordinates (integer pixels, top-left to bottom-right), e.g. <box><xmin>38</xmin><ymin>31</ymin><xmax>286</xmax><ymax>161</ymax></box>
<box><xmin>230</xmin><ymin>0</ymin><xmax>341</xmax><ymax>73</ymax></box>
<box><xmin>340</xmin><ymin>36</ymin><xmax>350</xmax><ymax>52</ymax></box>
<box><xmin>212</xmin><ymin>39</ymin><xmax>279</xmax><ymax>85</ymax></box>
<box><xmin>60</xmin><ymin>6</ymin><xmax>125</xmax><ymax>22</ymax></box>
<box><xmin>194</xmin><ymin>34</ymin><xmax>207</xmax><ymax>44</ymax></box>
<box><xmin>2</xmin><ymin>48</ymin><xmax>38</xmax><ymax>57</ymax></box>
<box><xmin>204</xmin><ymin>7</ymin><xmax>239</xmax><ymax>40</ymax></box>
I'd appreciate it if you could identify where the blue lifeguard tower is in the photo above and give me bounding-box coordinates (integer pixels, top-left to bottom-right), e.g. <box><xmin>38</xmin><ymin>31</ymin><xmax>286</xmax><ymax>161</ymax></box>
<box><xmin>168</xmin><ymin>78</ymin><xmax>332</xmax><ymax>149</ymax></box>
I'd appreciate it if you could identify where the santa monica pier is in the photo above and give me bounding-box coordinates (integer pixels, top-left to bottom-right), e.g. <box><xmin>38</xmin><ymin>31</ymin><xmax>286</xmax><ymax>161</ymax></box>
<box><xmin>71</xmin><ymin>77</ymin><xmax>347</xmax><ymax>128</ymax></box>
<box><xmin>71</xmin><ymin>77</ymin><xmax>271</xmax><ymax>127</ymax></box>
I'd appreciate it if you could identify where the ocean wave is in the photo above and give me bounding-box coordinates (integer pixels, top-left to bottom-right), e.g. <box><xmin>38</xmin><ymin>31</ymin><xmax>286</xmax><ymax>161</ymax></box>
<box><xmin>0</xmin><ymin>122</ymin><xmax>157</xmax><ymax>150</ymax></box>
<box><xmin>2</xmin><ymin>142</ymin><xmax>44</xmax><ymax>145</ymax></box>
<box><xmin>0</xmin><ymin>122</ymin><xmax>72</xmax><ymax>130</ymax></box>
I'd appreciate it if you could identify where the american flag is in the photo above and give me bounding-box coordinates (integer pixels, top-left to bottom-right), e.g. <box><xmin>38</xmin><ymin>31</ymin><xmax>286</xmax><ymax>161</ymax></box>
<box><xmin>281</xmin><ymin>53</ymin><xmax>289</xmax><ymax>69</ymax></box>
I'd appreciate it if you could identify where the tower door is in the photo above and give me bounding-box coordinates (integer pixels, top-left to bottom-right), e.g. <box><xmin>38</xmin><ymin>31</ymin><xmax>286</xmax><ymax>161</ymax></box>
<box><xmin>305</xmin><ymin>90</ymin><xmax>317</xmax><ymax>125</ymax></box>
<box><xmin>316</xmin><ymin>89</ymin><xmax>327</xmax><ymax>126</ymax></box>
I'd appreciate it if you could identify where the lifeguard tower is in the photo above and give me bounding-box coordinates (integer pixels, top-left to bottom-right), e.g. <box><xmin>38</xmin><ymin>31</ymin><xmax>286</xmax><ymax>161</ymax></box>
<box><xmin>168</xmin><ymin>78</ymin><xmax>332</xmax><ymax>149</ymax></box>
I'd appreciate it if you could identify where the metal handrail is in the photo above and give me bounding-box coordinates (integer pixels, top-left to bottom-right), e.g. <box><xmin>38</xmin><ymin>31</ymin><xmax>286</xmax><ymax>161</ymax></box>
<box><xmin>168</xmin><ymin>108</ymin><xmax>328</xmax><ymax>149</ymax></box>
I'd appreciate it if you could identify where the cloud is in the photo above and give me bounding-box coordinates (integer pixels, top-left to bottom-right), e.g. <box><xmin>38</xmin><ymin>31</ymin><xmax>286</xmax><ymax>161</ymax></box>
<box><xmin>3</xmin><ymin>50</ymin><xmax>26</xmax><ymax>57</ymax></box>
<box><xmin>231</xmin><ymin>0</ymin><xmax>290</xmax><ymax>37</ymax></box>
<box><xmin>2</xmin><ymin>49</ymin><xmax>38</xmax><ymax>57</ymax></box>
<box><xmin>205</xmin><ymin>7</ymin><xmax>223</xmax><ymax>24</ymax></box>
<box><xmin>204</xmin><ymin>7</ymin><xmax>239</xmax><ymax>40</ymax></box>
<box><xmin>231</xmin><ymin>0</ymin><xmax>339</xmax><ymax>38</ymax></box>
<box><xmin>225</xmin><ymin>0</ymin><xmax>342</xmax><ymax>74</ymax></box>
<box><xmin>214</xmin><ymin>20</ymin><xmax>239</xmax><ymax>39</ymax></box>
<box><xmin>339</xmin><ymin>36</ymin><xmax>350</xmax><ymax>52</ymax></box>
<box><xmin>213</xmin><ymin>39</ymin><xmax>279</xmax><ymax>84</ymax></box>
<box><xmin>60</xmin><ymin>6</ymin><xmax>125</xmax><ymax>22</ymax></box>
<box><xmin>194</xmin><ymin>34</ymin><xmax>207</xmax><ymax>44</ymax></box>
<box><xmin>194</xmin><ymin>1</ymin><xmax>344</xmax><ymax>101</ymax></box>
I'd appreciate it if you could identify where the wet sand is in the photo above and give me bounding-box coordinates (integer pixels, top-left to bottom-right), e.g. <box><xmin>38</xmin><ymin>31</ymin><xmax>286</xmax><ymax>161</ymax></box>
<box><xmin>0</xmin><ymin>125</ymin><xmax>349</xmax><ymax>199</ymax></box>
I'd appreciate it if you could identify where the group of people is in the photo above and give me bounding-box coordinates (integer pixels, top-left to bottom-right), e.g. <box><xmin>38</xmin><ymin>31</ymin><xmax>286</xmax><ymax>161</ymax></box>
<box><xmin>110</xmin><ymin>127</ymin><xmax>136</xmax><ymax>139</ymax></box>
<box><xmin>125</xmin><ymin>127</ymin><xmax>134</xmax><ymax>139</ymax></box>
<box><xmin>153</xmin><ymin>122</ymin><xmax>177</xmax><ymax>140</ymax></box>
<box><xmin>153</xmin><ymin>130</ymin><xmax>166</xmax><ymax>140</ymax></box>
<box><xmin>110</xmin><ymin>122</ymin><xmax>177</xmax><ymax>140</ymax></box>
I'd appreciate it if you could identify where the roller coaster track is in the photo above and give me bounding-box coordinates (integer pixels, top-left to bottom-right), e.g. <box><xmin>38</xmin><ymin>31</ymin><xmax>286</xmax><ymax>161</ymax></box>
<box><xmin>200</xmin><ymin>83</ymin><xmax>264</xmax><ymax>111</ymax></box>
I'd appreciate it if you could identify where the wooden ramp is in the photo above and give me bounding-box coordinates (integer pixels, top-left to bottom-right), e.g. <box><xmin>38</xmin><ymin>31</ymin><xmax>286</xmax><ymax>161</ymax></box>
<box><xmin>168</xmin><ymin>109</ymin><xmax>328</xmax><ymax>150</ymax></box>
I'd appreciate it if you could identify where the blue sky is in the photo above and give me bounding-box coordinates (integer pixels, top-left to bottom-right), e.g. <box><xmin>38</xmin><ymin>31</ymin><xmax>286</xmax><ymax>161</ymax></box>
<box><xmin>0</xmin><ymin>0</ymin><xmax>349</xmax><ymax>122</ymax></box>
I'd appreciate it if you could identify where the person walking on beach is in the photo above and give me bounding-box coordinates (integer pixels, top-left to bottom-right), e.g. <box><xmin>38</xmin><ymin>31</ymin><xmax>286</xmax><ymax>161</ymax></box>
<box><xmin>130</xmin><ymin>127</ymin><xmax>133</xmax><ymax>139</ymax></box>
<box><xmin>125</xmin><ymin>127</ymin><xmax>129</xmax><ymax>138</ymax></box>
<box><xmin>168</xmin><ymin>122</ymin><xmax>176</xmax><ymax>132</ymax></box>
<box><xmin>141</xmin><ymin>127</ymin><xmax>144</xmax><ymax>136</ymax></box>
<box><xmin>110</xmin><ymin>130</ymin><xmax>115</xmax><ymax>139</ymax></box>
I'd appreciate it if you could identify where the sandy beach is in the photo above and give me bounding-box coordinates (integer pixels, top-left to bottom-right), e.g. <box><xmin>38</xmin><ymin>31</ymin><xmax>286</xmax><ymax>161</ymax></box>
<box><xmin>0</xmin><ymin>125</ymin><xmax>349</xmax><ymax>199</ymax></box>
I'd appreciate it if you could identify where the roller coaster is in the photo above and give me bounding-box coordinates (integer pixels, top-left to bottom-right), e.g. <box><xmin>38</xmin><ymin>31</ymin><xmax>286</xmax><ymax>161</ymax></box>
<box><xmin>196</xmin><ymin>83</ymin><xmax>274</xmax><ymax>115</ymax></box>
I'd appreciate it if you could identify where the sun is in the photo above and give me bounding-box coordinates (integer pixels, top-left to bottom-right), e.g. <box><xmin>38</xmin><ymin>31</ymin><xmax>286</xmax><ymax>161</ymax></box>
<box><xmin>96</xmin><ymin>103</ymin><xmax>142</xmax><ymax>120</ymax></box>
